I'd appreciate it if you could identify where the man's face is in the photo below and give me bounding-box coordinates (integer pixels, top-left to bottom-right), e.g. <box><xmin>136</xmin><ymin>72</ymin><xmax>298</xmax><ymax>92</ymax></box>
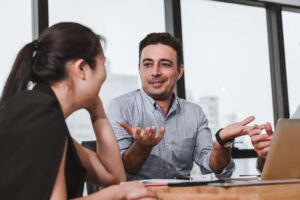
<box><xmin>139</xmin><ymin>44</ymin><xmax>183</xmax><ymax>101</ymax></box>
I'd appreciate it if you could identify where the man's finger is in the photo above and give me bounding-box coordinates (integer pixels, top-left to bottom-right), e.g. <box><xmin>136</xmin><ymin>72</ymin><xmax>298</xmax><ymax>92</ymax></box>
<box><xmin>120</xmin><ymin>122</ymin><xmax>134</xmax><ymax>136</ymax></box>
<box><xmin>239</xmin><ymin>115</ymin><xmax>255</xmax><ymax>126</ymax></box>
<box><xmin>248</xmin><ymin>129</ymin><xmax>262</xmax><ymax>137</ymax></box>
<box><xmin>156</xmin><ymin>127</ymin><xmax>165</xmax><ymax>142</ymax></box>
<box><xmin>149</xmin><ymin>126</ymin><xmax>157</xmax><ymax>140</ymax></box>
<box><xmin>236</xmin><ymin>126</ymin><xmax>254</xmax><ymax>137</ymax></box>
<box><xmin>151</xmin><ymin>126</ymin><xmax>157</xmax><ymax>135</ymax></box>
<box><xmin>141</xmin><ymin>127</ymin><xmax>151</xmax><ymax>139</ymax></box>
<box><xmin>134</xmin><ymin>127</ymin><xmax>142</xmax><ymax>140</ymax></box>
<box><xmin>246</xmin><ymin>124</ymin><xmax>259</xmax><ymax>134</ymax></box>
<box><xmin>252</xmin><ymin>124</ymin><xmax>258</xmax><ymax>129</ymax></box>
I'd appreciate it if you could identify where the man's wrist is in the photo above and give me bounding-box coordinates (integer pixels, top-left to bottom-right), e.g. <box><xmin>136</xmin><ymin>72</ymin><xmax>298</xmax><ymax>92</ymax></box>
<box><xmin>215</xmin><ymin>128</ymin><xmax>234</xmax><ymax>148</ymax></box>
<box><xmin>134</xmin><ymin>141</ymin><xmax>153</xmax><ymax>152</ymax></box>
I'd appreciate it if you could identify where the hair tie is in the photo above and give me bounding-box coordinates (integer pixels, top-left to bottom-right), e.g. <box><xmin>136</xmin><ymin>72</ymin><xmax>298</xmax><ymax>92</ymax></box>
<box><xmin>33</xmin><ymin>40</ymin><xmax>39</xmax><ymax>50</ymax></box>
<box><xmin>32</xmin><ymin>40</ymin><xmax>39</xmax><ymax>58</ymax></box>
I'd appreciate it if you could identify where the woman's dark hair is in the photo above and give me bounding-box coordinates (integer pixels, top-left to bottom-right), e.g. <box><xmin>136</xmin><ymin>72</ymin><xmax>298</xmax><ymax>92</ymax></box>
<box><xmin>0</xmin><ymin>22</ymin><xmax>103</xmax><ymax>107</ymax></box>
<box><xmin>139</xmin><ymin>32</ymin><xmax>183</xmax><ymax>69</ymax></box>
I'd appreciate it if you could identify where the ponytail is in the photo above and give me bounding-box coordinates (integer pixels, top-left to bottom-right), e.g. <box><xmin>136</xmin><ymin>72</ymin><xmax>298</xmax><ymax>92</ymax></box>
<box><xmin>0</xmin><ymin>22</ymin><xmax>103</xmax><ymax>107</ymax></box>
<box><xmin>0</xmin><ymin>41</ymin><xmax>36</xmax><ymax>107</ymax></box>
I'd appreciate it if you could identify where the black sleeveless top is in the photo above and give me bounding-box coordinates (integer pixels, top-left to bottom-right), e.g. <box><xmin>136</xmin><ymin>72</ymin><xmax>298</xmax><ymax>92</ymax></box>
<box><xmin>0</xmin><ymin>84</ymin><xmax>86</xmax><ymax>199</ymax></box>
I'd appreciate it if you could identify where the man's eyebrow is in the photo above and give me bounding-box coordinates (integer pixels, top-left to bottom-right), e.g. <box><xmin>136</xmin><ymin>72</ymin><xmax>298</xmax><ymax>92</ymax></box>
<box><xmin>160</xmin><ymin>58</ymin><xmax>173</xmax><ymax>64</ymax></box>
<box><xmin>142</xmin><ymin>58</ymin><xmax>153</xmax><ymax>62</ymax></box>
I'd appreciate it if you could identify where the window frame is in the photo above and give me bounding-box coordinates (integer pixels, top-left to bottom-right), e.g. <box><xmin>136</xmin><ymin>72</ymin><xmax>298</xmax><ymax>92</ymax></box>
<box><xmin>33</xmin><ymin>0</ymin><xmax>300</xmax><ymax>158</ymax></box>
<box><xmin>166</xmin><ymin>0</ymin><xmax>300</xmax><ymax>158</ymax></box>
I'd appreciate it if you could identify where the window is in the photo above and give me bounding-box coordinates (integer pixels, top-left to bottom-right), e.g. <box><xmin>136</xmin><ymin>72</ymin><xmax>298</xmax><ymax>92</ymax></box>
<box><xmin>181</xmin><ymin>0</ymin><xmax>274</xmax><ymax>149</ymax></box>
<box><xmin>49</xmin><ymin>0</ymin><xmax>165</xmax><ymax>142</ymax></box>
<box><xmin>282</xmin><ymin>10</ymin><xmax>300</xmax><ymax>116</ymax></box>
<box><xmin>0</xmin><ymin>2</ymin><xmax>32</xmax><ymax>94</ymax></box>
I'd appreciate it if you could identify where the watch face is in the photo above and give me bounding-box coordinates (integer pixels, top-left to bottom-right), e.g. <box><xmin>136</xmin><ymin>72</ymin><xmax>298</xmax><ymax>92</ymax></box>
<box><xmin>224</xmin><ymin>141</ymin><xmax>233</xmax><ymax>148</ymax></box>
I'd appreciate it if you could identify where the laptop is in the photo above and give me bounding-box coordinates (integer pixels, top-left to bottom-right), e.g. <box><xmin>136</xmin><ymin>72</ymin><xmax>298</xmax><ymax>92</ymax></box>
<box><xmin>261</xmin><ymin>118</ymin><xmax>300</xmax><ymax>180</ymax></box>
<box><xmin>210</xmin><ymin>118</ymin><xmax>300</xmax><ymax>187</ymax></box>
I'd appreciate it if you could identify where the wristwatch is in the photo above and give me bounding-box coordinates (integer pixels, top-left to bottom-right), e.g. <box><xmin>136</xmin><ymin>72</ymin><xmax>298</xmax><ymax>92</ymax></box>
<box><xmin>215</xmin><ymin>128</ymin><xmax>234</xmax><ymax>148</ymax></box>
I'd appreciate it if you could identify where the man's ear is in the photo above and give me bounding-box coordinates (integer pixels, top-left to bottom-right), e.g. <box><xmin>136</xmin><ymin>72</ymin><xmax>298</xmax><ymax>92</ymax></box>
<box><xmin>69</xmin><ymin>59</ymin><xmax>88</xmax><ymax>80</ymax></box>
<box><xmin>177</xmin><ymin>64</ymin><xmax>184</xmax><ymax>80</ymax></box>
<box><xmin>138</xmin><ymin>63</ymin><xmax>141</xmax><ymax>75</ymax></box>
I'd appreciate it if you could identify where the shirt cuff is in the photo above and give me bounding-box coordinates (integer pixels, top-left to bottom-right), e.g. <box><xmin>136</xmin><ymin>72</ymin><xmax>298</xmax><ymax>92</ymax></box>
<box><xmin>214</xmin><ymin>158</ymin><xmax>235</xmax><ymax>178</ymax></box>
<box><xmin>200</xmin><ymin>151</ymin><xmax>235</xmax><ymax>178</ymax></box>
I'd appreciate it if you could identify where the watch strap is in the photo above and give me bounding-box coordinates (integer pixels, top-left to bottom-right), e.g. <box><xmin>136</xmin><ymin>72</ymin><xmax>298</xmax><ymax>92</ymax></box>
<box><xmin>215</xmin><ymin>128</ymin><xmax>234</xmax><ymax>147</ymax></box>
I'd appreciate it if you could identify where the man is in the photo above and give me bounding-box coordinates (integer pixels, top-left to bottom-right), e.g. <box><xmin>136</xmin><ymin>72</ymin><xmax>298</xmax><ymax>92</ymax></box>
<box><xmin>249</xmin><ymin>105</ymin><xmax>300</xmax><ymax>171</ymax></box>
<box><xmin>107</xmin><ymin>33</ymin><xmax>255</xmax><ymax>180</ymax></box>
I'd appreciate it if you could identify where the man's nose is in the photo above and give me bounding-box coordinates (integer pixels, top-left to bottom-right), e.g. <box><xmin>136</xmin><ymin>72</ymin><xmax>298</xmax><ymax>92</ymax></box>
<box><xmin>152</xmin><ymin>64</ymin><xmax>161</xmax><ymax>76</ymax></box>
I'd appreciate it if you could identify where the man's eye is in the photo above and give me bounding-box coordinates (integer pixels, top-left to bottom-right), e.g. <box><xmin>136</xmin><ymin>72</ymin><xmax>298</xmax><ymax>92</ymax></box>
<box><xmin>162</xmin><ymin>63</ymin><xmax>171</xmax><ymax>67</ymax></box>
<box><xmin>144</xmin><ymin>63</ymin><xmax>152</xmax><ymax>67</ymax></box>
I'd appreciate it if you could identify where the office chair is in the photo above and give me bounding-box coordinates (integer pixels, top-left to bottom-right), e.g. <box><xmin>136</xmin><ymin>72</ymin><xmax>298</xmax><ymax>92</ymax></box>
<box><xmin>81</xmin><ymin>140</ymin><xmax>99</xmax><ymax>195</ymax></box>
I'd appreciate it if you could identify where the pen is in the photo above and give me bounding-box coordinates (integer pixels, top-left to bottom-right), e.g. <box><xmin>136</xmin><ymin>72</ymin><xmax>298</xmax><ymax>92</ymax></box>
<box><xmin>239</xmin><ymin>174</ymin><xmax>261</xmax><ymax>177</ymax></box>
<box><xmin>168</xmin><ymin>179</ymin><xmax>225</xmax><ymax>187</ymax></box>
<box><xmin>145</xmin><ymin>184</ymin><xmax>168</xmax><ymax>187</ymax></box>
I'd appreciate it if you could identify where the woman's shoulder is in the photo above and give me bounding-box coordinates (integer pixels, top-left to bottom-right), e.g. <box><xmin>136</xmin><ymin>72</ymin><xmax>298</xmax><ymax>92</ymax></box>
<box><xmin>0</xmin><ymin>90</ymin><xmax>67</xmax><ymax>200</ymax></box>
<box><xmin>6</xmin><ymin>88</ymin><xmax>57</xmax><ymax>109</ymax></box>
<box><xmin>2</xmin><ymin>88</ymin><xmax>62</xmax><ymax>119</ymax></box>
<box><xmin>1</xmin><ymin>89</ymin><xmax>66</xmax><ymax>138</ymax></box>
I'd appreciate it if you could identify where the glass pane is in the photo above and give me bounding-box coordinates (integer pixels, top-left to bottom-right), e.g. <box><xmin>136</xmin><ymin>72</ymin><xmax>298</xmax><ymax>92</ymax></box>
<box><xmin>0</xmin><ymin>2</ymin><xmax>32</xmax><ymax>94</ymax></box>
<box><xmin>181</xmin><ymin>0</ymin><xmax>273</xmax><ymax>149</ymax></box>
<box><xmin>282</xmin><ymin>11</ymin><xmax>300</xmax><ymax>116</ymax></box>
<box><xmin>49</xmin><ymin>0</ymin><xmax>165</xmax><ymax>142</ymax></box>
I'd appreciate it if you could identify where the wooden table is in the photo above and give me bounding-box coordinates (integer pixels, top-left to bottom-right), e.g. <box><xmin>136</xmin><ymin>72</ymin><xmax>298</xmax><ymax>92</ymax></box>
<box><xmin>149</xmin><ymin>182</ymin><xmax>300</xmax><ymax>200</ymax></box>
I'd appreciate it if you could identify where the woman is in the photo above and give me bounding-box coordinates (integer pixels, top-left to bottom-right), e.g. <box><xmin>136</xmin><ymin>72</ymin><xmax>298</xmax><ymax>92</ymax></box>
<box><xmin>0</xmin><ymin>22</ymin><xmax>157</xmax><ymax>200</ymax></box>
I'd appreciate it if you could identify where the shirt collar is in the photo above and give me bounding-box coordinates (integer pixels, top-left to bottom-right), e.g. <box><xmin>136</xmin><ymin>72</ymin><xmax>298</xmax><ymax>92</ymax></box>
<box><xmin>169</xmin><ymin>95</ymin><xmax>180</xmax><ymax>115</ymax></box>
<box><xmin>140</xmin><ymin>88</ymin><xmax>156</xmax><ymax>109</ymax></box>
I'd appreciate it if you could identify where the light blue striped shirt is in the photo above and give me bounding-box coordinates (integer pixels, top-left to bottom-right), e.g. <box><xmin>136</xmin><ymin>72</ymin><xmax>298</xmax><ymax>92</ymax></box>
<box><xmin>106</xmin><ymin>89</ymin><xmax>235</xmax><ymax>180</ymax></box>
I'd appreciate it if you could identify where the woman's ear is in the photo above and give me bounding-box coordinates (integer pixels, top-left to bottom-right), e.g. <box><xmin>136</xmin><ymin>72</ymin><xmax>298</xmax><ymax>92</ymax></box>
<box><xmin>69</xmin><ymin>59</ymin><xmax>88</xmax><ymax>80</ymax></box>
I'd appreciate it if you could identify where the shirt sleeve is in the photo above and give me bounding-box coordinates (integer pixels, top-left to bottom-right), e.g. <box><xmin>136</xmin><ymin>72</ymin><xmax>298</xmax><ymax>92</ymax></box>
<box><xmin>106</xmin><ymin>98</ymin><xmax>133</xmax><ymax>155</ymax></box>
<box><xmin>193</xmin><ymin>108</ymin><xmax>235</xmax><ymax>178</ymax></box>
<box><xmin>0</xmin><ymin>91</ymin><xmax>67</xmax><ymax>200</ymax></box>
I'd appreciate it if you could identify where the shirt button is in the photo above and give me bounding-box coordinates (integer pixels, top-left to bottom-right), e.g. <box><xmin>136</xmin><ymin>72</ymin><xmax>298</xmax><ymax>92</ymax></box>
<box><xmin>167</xmin><ymin>165</ymin><xmax>170</xmax><ymax>169</ymax></box>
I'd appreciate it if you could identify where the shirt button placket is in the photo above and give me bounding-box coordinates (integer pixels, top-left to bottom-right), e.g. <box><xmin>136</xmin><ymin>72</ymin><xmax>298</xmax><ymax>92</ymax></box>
<box><xmin>164</xmin><ymin>120</ymin><xmax>171</xmax><ymax>177</ymax></box>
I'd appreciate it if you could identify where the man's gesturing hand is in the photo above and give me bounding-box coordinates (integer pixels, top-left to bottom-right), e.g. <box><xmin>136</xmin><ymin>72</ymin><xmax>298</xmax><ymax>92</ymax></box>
<box><xmin>219</xmin><ymin>116</ymin><xmax>256</xmax><ymax>141</ymax></box>
<box><xmin>120</xmin><ymin>123</ymin><xmax>165</xmax><ymax>174</ymax></box>
<box><xmin>120</xmin><ymin>122</ymin><xmax>165</xmax><ymax>148</ymax></box>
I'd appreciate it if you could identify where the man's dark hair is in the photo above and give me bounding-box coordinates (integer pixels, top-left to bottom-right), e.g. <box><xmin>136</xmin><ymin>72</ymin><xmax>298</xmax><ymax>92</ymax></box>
<box><xmin>139</xmin><ymin>32</ymin><xmax>183</xmax><ymax>68</ymax></box>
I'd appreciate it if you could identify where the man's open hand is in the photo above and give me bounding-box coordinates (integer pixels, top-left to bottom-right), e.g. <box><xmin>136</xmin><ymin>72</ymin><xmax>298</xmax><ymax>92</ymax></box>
<box><xmin>120</xmin><ymin>122</ymin><xmax>165</xmax><ymax>148</ymax></box>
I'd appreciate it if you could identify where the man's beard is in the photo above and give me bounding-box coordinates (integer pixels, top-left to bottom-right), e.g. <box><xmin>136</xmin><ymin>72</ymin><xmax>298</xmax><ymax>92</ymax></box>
<box><xmin>150</xmin><ymin>92</ymin><xmax>170</xmax><ymax>101</ymax></box>
<box><xmin>146</xmin><ymin>88</ymin><xmax>174</xmax><ymax>101</ymax></box>
<box><xmin>145</xmin><ymin>77</ymin><xmax>175</xmax><ymax>101</ymax></box>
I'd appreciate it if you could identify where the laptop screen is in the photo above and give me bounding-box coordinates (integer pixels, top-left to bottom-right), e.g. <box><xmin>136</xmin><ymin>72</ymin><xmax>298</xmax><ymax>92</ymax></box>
<box><xmin>261</xmin><ymin>119</ymin><xmax>300</xmax><ymax>180</ymax></box>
